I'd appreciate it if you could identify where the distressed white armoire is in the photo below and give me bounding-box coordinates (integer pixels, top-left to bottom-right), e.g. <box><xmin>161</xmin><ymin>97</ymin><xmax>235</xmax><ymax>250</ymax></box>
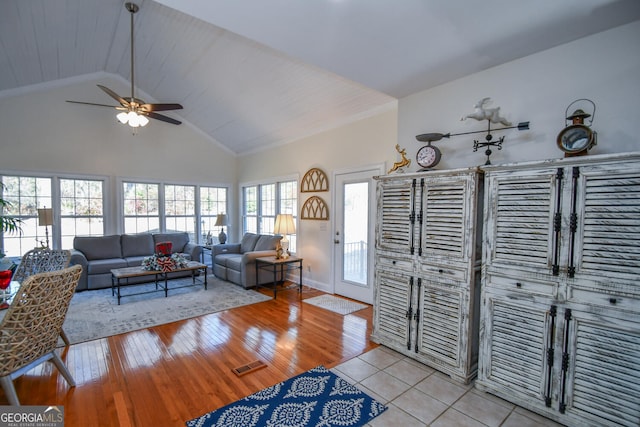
<box><xmin>476</xmin><ymin>153</ymin><xmax>640</xmax><ymax>427</ymax></box>
<box><xmin>371</xmin><ymin>167</ymin><xmax>483</xmax><ymax>384</ymax></box>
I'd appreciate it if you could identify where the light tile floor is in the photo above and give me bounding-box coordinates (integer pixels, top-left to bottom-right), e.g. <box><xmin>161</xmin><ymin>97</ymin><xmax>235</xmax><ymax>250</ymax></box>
<box><xmin>332</xmin><ymin>346</ymin><xmax>565</xmax><ymax>427</ymax></box>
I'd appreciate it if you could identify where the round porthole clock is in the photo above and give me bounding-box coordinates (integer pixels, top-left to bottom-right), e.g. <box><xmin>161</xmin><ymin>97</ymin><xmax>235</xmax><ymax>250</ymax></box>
<box><xmin>557</xmin><ymin>101</ymin><xmax>597</xmax><ymax>157</ymax></box>
<box><xmin>415</xmin><ymin>133</ymin><xmax>443</xmax><ymax>169</ymax></box>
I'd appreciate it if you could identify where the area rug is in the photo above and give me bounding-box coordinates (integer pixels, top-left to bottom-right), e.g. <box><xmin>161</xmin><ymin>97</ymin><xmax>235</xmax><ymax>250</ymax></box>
<box><xmin>62</xmin><ymin>275</ymin><xmax>271</xmax><ymax>345</ymax></box>
<box><xmin>303</xmin><ymin>294</ymin><xmax>368</xmax><ymax>315</ymax></box>
<box><xmin>186</xmin><ymin>365</ymin><xmax>387</xmax><ymax>427</ymax></box>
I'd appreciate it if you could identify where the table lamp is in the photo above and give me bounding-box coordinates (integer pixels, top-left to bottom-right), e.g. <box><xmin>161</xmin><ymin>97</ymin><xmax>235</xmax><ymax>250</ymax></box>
<box><xmin>215</xmin><ymin>214</ymin><xmax>228</xmax><ymax>244</ymax></box>
<box><xmin>37</xmin><ymin>207</ymin><xmax>53</xmax><ymax>248</ymax></box>
<box><xmin>274</xmin><ymin>214</ymin><xmax>295</xmax><ymax>258</ymax></box>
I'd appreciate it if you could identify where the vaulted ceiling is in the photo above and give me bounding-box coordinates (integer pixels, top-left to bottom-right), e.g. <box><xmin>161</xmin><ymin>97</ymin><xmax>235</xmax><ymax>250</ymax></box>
<box><xmin>1</xmin><ymin>0</ymin><xmax>639</xmax><ymax>154</ymax></box>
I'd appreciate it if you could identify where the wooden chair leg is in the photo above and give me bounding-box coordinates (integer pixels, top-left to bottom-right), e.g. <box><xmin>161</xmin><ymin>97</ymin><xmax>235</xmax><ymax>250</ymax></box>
<box><xmin>60</xmin><ymin>328</ymin><xmax>70</xmax><ymax>346</ymax></box>
<box><xmin>51</xmin><ymin>352</ymin><xmax>76</xmax><ymax>387</ymax></box>
<box><xmin>0</xmin><ymin>375</ymin><xmax>20</xmax><ymax>405</ymax></box>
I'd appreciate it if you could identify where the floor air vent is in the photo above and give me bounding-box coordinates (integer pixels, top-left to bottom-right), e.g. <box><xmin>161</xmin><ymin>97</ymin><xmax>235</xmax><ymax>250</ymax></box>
<box><xmin>232</xmin><ymin>360</ymin><xmax>267</xmax><ymax>376</ymax></box>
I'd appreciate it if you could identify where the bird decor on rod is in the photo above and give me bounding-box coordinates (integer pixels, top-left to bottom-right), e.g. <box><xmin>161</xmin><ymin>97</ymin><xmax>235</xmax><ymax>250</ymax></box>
<box><xmin>416</xmin><ymin>98</ymin><xmax>530</xmax><ymax>166</ymax></box>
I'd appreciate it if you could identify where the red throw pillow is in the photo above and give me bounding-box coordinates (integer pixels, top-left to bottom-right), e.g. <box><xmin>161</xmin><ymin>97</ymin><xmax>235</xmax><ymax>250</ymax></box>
<box><xmin>155</xmin><ymin>242</ymin><xmax>172</xmax><ymax>256</ymax></box>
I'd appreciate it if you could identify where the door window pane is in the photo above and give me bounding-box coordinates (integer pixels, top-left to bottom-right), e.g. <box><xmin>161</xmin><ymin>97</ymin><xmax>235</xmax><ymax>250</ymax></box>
<box><xmin>343</xmin><ymin>182</ymin><xmax>368</xmax><ymax>285</ymax></box>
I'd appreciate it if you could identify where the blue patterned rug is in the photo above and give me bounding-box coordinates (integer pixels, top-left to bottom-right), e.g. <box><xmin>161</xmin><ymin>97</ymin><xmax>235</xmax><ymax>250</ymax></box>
<box><xmin>186</xmin><ymin>365</ymin><xmax>387</xmax><ymax>427</ymax></box>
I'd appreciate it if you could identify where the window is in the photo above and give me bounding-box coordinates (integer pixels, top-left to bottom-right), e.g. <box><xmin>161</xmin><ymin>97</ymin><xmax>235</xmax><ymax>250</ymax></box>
<box><xmin>242</xmin><ymin>178</ymin><xmax>297</xmax><ymax>253</ymax></box>
<box><xmin>243</xmin><ymin>186</ymin><xmax>258</xmax><ymax>234</ymax></box>
<box><xmin>260</xmin><ymin>184</ymin><xmax>276</xmax><ymax>234</ymax></box>
<box><xmin>60</xmin><ymin>178</ymin><xmax>105</xmax><ymax>248</ymax></box>
<box><xmin>279</xmin><ymin>181</ymin><xmax>298</xmax><ymax>252</ymax></box>
<box><xmin>123</xmin><ymin>181</ymin><xmax>228</xmax><ymax>243</ymax></box>
<box><xmin>1</xmin><ymin>174</ymin><xmax>226</xmax><ymax>257</ymax></box>
<box><xmin>165</xmin><ymin>184</ymin><xmax>196</xmax><ymax>241</ymax></box>
<box><xmin>0</xmin><ymin>176</ymin><xmax>52</xmax><ymax>257</ymax></box>
<box><xmin>200</xmin><ymin>186</ymin><xmax>228</xmax><ymax>244</ymax></box>
<box><xmin>123</xmin><ymin>182</ymin><xmax>160</xmax><ymax>234</ymax></box>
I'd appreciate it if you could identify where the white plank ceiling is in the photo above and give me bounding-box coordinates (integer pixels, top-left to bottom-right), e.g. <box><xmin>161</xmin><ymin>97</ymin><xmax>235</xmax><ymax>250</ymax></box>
<box><xmin>1</xmin><ymin>0</ymin><xmax>639</xmax><ymax>154</ymax></box>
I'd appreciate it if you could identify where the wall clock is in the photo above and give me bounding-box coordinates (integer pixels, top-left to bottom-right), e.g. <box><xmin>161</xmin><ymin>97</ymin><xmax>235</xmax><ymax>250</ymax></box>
<box><xmin>416</xmin><ymin>143</ymin><xmax>441</xmax><ymax>169</ymax></box>
<box><xmin>416</xmin><ymin>133</ymin><xmax>444</xmax><ymax>169</ymax></box>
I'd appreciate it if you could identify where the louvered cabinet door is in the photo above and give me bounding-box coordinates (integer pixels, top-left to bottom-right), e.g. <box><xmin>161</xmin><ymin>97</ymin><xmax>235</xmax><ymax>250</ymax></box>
<box><xmin>421</xmin><ymin>174</ymin><xmax>476</xmax><ymax>261</ymax></box>
<box><xmin>372</xmin><ymin>268</ymin><xmax>415</xmax><ymax>350</ymax></box>
<box><xmin>376</xmin><ymin>177</ymin><xmax>419</xmax><ymax>254</ymax></box>
<box><xmin>570</xmin><ymin>160</ymin><xmax>640</xmax><ymax>297</ymax></box>
<box><xmin>563</xmin><ymin>306</ymin><xmax>640</xmax><ymax>427</ymax></box>
<box><xmin>483</xmin><ymin>167</ymin><xmax>562</xmax><ymax>277</ymax></box>
<box><xmin>414</xmin><ymin>280</ymin><xmax>469</xmax><ymax>381</ymax></box>
<box><xmin>477</xmin><ymin>293</ymin><xmax>558</xmax><ymax>407</ymax></box>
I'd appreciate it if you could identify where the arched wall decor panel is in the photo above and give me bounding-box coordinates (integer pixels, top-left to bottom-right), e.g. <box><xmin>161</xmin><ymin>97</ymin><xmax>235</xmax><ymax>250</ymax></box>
<box><xmin>301</xmin><ymin>168</ymin><xmax>329</xmax><ymax>192</ymax></box>
<box><xmin>301</xmin><ymin>195</ymin><xmax>329</xmax><ymax>220</ymax></box>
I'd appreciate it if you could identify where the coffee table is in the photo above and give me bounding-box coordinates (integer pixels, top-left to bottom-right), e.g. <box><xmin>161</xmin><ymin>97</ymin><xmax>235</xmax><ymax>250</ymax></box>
<box><xmin>111</xmin><ymin>261</ymin><xmax>207</xmax><ymax>305</ymax></box>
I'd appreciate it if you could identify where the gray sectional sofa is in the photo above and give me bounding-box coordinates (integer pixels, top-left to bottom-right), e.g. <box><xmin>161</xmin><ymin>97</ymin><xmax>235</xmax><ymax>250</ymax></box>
<box><xmin>213</xmin><ymin>232</ymin><xmax>282</xmax><ymax>288</ymax></box>
<box><xmin>70</xmin><ymin>232</ymin><xmax>202</xmax><ymax>291</ymax></box>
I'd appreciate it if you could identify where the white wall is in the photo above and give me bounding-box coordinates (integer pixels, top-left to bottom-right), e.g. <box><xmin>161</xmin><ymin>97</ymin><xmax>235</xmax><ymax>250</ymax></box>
<box><xmin>237</xmin><ymin>108</ymin><xmax>397</xmax><ymax>290</ymax></box>
<box><xmin>399</xmin><ymin>21</ymin><xmax>640</xmax><ymax>170</ymax></box>
<box><xmin>0</xmin><ymin>76</ymin><xmax>237</xmax><ymax>235</ymax></box>
<box><xmin>238</xmin><ymin>21</ymin><xmax>639</xmax><ymax>293</ymax></box>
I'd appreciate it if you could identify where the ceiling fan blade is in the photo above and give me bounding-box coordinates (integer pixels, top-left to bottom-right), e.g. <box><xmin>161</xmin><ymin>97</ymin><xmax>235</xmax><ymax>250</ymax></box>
<box><xmin>145</xmin><ymin>111</ymin><xmax>182</xmax><ymax>125</ymax></box>
<box><xmin>140</xmin><ymin>103</ymin><xmax>184</xmax><ymax>112</ymax></box>
<box><xmin>97</xmin><ymin>84</ymin><xmax>130</xmax><ymax>107</ymax></box>
<box><xmin>66</xmin><ymin>100</ymin><xmax>118</xmax><ymax>108</ymax></box>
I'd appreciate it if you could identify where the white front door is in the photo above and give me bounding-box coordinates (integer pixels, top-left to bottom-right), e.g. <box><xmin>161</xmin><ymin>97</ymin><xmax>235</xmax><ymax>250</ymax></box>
<box><xmin>332</xmin><ymin>166</ymin><xmax>382</xmax><ymax>304</ymax></box>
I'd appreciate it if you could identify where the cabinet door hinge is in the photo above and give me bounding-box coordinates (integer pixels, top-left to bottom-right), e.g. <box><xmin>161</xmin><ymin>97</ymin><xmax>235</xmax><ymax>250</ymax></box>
<box><xmin>544</xmin><ymin>305</ymin><xmax>557</xmax><ymax>407</ymax></box>
<box><xmin>559</xmin><ymin>308</ymin><xmax>572</xmax><ymax>413</ymax></box>
<box><xmin>406</xmin><ymin>277</ymin><xmax>414</xmax><ymax>350</ymax></box>
<box><xmin>410</xmin><ymin>179</ymin><xmax>417</xmax><ymax>255</ymax></box>
<box><xmin>414</xmin><ymin>278</ymin><xmax>422</xmax><ymax>353</ymax></box>
<box><xmin>567</xmin><ymin>167</ymin><xmax>580</xmax><ymax>279</ymax></box>
<box><xmin>552</xmin><ymin>168</ymin><xmax>564</xmax><ymax>276</ymax></box>
<box><xmin>417</xmin><ymin>178</ymin><xmax>424</xmax><ymax>256</ymax></box>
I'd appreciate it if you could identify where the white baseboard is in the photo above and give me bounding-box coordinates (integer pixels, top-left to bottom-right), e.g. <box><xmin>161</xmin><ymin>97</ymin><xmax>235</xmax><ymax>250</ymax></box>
<box><xmin>282</xmin><ymin>273</ymin><xmax>331</xmax><ymax>294</ymax></box>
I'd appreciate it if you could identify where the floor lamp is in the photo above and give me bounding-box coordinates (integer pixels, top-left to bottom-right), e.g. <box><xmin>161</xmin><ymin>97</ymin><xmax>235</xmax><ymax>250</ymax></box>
<box><xmin>274</xmin><ymin>214</ymin><xmax>295</xmax><ymax>259</ymax></box>
<box><xmin>37</xmin><ymin>207</ymin><xmax>53</xmax><ymax>248</ymax></box>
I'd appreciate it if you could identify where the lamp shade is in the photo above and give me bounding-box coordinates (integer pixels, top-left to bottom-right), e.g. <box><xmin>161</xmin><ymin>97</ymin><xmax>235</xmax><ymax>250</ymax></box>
<box><xmin>274</xmin><ymin>214</ymin><xmax>295</xmax><ymax>235</ymax></box>
<box><xmin>37</xmin><ymin>208</ymin><xmax>53</xmax><ymax>226</ymax></box>
<box><xmin>214</xmin><ymin>214</ymin><xmax>228</xmax><ymax>227</ymax></box>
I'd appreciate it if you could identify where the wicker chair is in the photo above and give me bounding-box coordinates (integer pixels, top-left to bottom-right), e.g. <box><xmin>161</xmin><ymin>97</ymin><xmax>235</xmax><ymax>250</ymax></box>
<box><xmin>0</xmin><ymin>265</ymin><xmax>82</xmax><ymax>405</ymax></box>
<box><xmin>12</xmin><ymin>248</ymin><xmax>73</xmax><ymax>346</ymax></box>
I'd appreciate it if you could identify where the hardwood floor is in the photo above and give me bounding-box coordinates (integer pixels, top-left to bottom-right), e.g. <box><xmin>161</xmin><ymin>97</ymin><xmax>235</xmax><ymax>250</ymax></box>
<box><xmin>5</xmin><ymin>285</ymin><xmax>377</xmax><ymax>426</ymax></box>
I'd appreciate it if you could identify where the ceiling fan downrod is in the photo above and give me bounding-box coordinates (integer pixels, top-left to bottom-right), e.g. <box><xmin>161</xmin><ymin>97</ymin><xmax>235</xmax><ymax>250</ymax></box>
<box><xmin>125</xmin><ymin>2</ymin><xmax>139</xmax><ymax>107</ymax></box>
<box><xmin>65</xmin><ymin>1</ymin><xmax>183</xmax><ymax>127</ymax></box>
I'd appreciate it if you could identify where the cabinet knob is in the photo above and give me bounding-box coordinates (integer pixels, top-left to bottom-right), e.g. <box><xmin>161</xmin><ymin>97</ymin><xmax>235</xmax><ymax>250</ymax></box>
<box><xmin>516</xmin><ymin>282</ymin><xmax>522</xmax><ymax>288</ymax></box>
<box><xmin>392</xmin><ymin>260</ymin><xmax>396</xmax><ymax>265</ymax></box>
<box><xmin>609</xmin><ymin>298</ymin><xmax>617</xmax><ymax>305</ymax></box>
<box><xmin>438</xmin><ymin>269</ymin><xmax>444</xmax><ymax>274</ymax></box>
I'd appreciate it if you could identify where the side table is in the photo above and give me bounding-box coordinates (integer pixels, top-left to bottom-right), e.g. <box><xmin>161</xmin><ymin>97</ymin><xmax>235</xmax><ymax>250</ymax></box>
<box><xmin>255</xmin><ymin>256</ymin><xmax>303</xmax><ymax>299</ymax></box>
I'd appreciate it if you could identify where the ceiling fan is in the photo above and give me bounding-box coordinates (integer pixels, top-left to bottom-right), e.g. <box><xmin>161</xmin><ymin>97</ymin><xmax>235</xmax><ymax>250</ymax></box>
<box><xmin>66</xmin><ymin>2</ymin><xmax>183</xmax><ymax>128</ymax></box>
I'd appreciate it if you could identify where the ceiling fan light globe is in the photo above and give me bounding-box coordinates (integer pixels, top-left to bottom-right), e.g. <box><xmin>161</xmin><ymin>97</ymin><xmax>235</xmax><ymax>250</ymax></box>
<box><xmin>138</xmin><ymin>114</ymin><xmax>149</xmax><ymax>127</ymax></box>
<box><xmin>117</xmin><ymin>112</ymin><xmax>129</xmax><ymax>124</ymax></box>
<box><xmin>127</xmin><ymin>111</ymin><xmax>141</xmax><ymax>127</ymax></box>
